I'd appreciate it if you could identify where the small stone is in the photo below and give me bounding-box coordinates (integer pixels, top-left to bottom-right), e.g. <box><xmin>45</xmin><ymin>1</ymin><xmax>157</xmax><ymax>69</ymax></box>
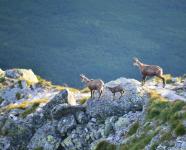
<box><xmin>115</xmin><ymin>117</ymin><xmax>130</xmax><ymax>129</ymax></box>
<box><xmin>104</xmin><ymin>122</ymin><xmax>114</xmax><ymax>137</ymax></box>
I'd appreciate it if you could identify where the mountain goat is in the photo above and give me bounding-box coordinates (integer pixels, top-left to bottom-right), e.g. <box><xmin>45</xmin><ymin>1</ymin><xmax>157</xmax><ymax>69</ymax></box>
<box><xmin>106</xmin><ymin>84</ymin><xmax>124</xmax><ymax>100</ymax></box>
<box><xmin>80</xmin><ymin>74</ymin><xmax>104</xmax><ymax>99</ymax></box>
<box><xmin>133</xmin><ymin>57</ymin><xmax>166</xmax><ymax>87</ymax></box>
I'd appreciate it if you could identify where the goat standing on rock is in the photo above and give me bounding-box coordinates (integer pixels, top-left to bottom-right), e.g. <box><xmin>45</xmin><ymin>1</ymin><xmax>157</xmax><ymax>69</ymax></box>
<box><xmin>80</xmin><ymin>74</ymin><xmax>104</xmax><ymax>99</ymax></box>
<box><xmin>133</xmin><ymin>57</ymin><xmax>166</xmax><ymax>87</ymax></box>
<box><xmin>106</xmin><ymin>84</ymin><xmax>124</xmax><ymax>100</ymax></box>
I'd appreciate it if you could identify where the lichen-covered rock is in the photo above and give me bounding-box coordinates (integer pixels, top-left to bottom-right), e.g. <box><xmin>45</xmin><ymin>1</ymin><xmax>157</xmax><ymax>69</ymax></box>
<box><xmin>28</xmin><ymin>122</ymin><xmax>61</xmax><ymax>150</ymax></box>
<box><xmin>104</xmin><ymin>122</ymin><xmax>114</xmax><ymax>137</ymax></box>
<box><xmin>61</xmin><ymin>126</ymin><xmax>89</xmax><ymax>150</ymax></box>
<box><xmin>51</xmin><ymin>104</ymin><xmax>85</xmax><ymax>120</ymax></box>
<box><xmin>5</xmin><ymin>69</ymin><xmax>21</xmax><ymax>79</ymax></box>
<box><xmin>57</xmin><ymin>115</ymin><xmax>76</xmax><ymax>136</ymax></box>
<box><xmin>42</xmin><ymin>89</ymin><xmax>78</xmax><ymax>118</ymax></box>
<box><xmin>5</xmin><ymin>69</ymin><xmax>38</xmax><ymax>84</ymax></box>
<box><xmin>86</xmin><ymin>98</ymin><xmax>143</xmax><ymax>120</ymax></box>
<box><xmin>0</xmin><ymin>136</ymin><xmax>12</xmax><ymax>150</ymax></box>
<box><xmin>115</xmin><ymin>117</ymin><xmax>130</xmax><ymax>129</ymax></box>
<box><xmin>75</xmin><ymin>111</ymin><xmax>89</xmax><ymax>124</ymax></box>
<box><xmin>42</xmin><ymin>90</ymin><xmax>69</xmax><ymax>117</ymax></box>
<box><xmin>26</xmin><ymin>112</ymin><xmax>46</xmax><ymax>129</ymax></box>
<box><xmin>0</xmin><ymin>118</ymin><xmax>33</xmax><ymax>149</ymax></box>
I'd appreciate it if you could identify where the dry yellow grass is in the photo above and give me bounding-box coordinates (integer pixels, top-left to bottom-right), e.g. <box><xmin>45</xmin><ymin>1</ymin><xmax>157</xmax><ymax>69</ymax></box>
<box><xmin>53</xmin><ymin>85</ymin><xmax>80</xmax><ymax>93</ymax></box>
<box><xmin>3</xmin><ymin>98</ymin><xmax>49</xmax><ymax>111</ymax></box>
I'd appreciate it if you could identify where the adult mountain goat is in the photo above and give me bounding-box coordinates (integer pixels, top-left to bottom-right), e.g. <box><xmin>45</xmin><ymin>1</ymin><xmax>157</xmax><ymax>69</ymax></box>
<box><xmin>80</xmin><ymin>74</ymin><xmax>104</xmax><ymax>99</ymax></box>
<box><xmin>133</xmin><ymin>57</ymin><xmax>166</xmax><ymax>87</ymax></box>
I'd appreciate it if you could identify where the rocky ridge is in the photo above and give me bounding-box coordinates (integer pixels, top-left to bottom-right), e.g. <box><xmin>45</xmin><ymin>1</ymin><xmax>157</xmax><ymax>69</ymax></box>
<box><xmin>0</xmin><ymin>68</ymin><xmax>185</xmax><ymax>150</ymax></box>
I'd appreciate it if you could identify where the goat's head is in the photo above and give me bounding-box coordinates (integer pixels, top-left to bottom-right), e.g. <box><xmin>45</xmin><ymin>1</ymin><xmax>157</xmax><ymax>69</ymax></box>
<box><xmin>133</xmin><ymin>57</ymin><xmax>140</xmax><ymax>66</ymax></box>
<box><xmin>80</xmin><ymin>74</ymin><xmax>86</xmax><ymax>82</ymax></box>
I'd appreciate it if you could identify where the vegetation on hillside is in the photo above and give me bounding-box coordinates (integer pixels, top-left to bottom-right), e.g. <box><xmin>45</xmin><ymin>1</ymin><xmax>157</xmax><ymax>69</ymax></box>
<box><xmin>94</xmin><ymin>90</ymin><xmax>186</xmax><ymax>150</ymax></box>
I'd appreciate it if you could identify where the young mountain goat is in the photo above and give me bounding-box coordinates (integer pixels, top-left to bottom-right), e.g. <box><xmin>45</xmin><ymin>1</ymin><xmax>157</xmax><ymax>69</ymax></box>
<box><xmin>106</xmin><ymin>84</ymin><xmax>124</xmax><ymax>100</ymax></box>
<box><xmin>80</xmin><ymin>74</ymin><xmax>104</xmax><ymax>99</ymax></box>
<box><xmin>133</xmin><ymin>57</ymin><xmax>166</xmax><ymax>87</ymax></box>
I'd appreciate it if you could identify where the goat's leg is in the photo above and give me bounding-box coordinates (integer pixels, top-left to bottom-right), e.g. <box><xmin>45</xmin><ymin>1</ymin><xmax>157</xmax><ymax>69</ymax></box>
<box><xmin>90</xmin><ymin>90</ymin><xmax>93</xmax><ymax>98</ymax></box>
<box><xmin>141</xmin><ymin>75</ymin><xmax>147</xmax><ymax>86</ymax></box>
<box><xmin>92</xmin><ymin>90</ymin><xmax>95</xmax><ymax>98</ymax></box>
<box><xmin>113</xmin><ymin>93</ymin><xmax>115</xmax><ymax>100</ymax></box>
<box><xmin>157</xmin><ymin>75</ymin><xmax>166</xmax><ymax>88</ymax></box>
<box><xmin>98</xmin><ymin>89</ymin><xmax>103</xmax><ymax>99</ymax></box>
<box><xmin>119</xmin><ymin>91</ymin><xmax>124</xmax><ymax>99</ymax></box>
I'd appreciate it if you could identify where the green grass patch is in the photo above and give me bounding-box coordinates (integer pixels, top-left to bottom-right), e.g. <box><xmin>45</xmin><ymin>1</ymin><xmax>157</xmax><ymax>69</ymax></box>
<box><xmin>94</xmin><ymin>90</ymin><xmax>186</xmax><ymax>150</ymax></box>
<box><xmin>0</xmin><ymin>77</ymin><xmax>5</xmax><ymax>83</ymax></box>
<box><xmin>150</xmin><ymin>142</ymin><xmax>159</xmax><ymax>150</ymax></box>
<box><xmin>80</xmin><ymin>87</ymin><xmax>90</xmax><ymax>93</ymax></box>
<box><xmin>34</xmin><ymin>147</ymin><xmax>43</xmax><ymax>150</ymax></box>
<box><xmin>16</xmin><ymin>92</ymin><xmax>22</xmax><ymax>100</ymax></box>
<box><xmin>161</xmin><ymin>132</ymin><xmax>172</xmax><ymax>141</ymax></box>
<box><xmin>120</xmin><ymin>130</ymin><xmax>158</xmax><ymax>150</ymax></box>
<box><xmin>175</xmin><ymin>123</ymin><xmax>186</xmax><ymax>136</ymax></box>
<box><xmin>79</xmin><ymin>96</ymin><xmax>90</xmax><ymax>105</ymax></box>
<box><xmin>36</xmin><ymin>75</ymin><xmax>52</xmax><ymax>87</ymax></box>
<box><xmin>94</xmin><ymin>140</ymin><xmax>117</xmax><ymax>150</ymax></box>
<box><xmin>0</xmin><ymin>96</ymin><xmax>4</xmax><ymax>104</ymax></box>
<box><xmin>21</xmin><ymin>103</ymin><xmax>39</xmax><ymax>118</ymax></box>
<box><xmin>148</xmin><ymin>90</ymin><xmax>186</xmax><ymax>137</ymax></box>
<box><xmin>17</xmin><ymin>80</ymin><xmax>23</xmax><ymax>89</ymax></box>
<box><xmin>127</xmin><ymin>122</ymin><xmax>139</xmax><ymax>136</ymax></box>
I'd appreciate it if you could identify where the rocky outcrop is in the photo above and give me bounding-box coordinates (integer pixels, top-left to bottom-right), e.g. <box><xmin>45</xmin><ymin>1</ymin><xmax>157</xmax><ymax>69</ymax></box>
<box><xmin>0</xmin><ymin>69</ymin><xmax>5</xmax><ymax>77</ymax></box>
<box><xmin>0</xmin><ymin>69</ymin><xmax>185</xmax><ymax>150</ymax></box>
<box><xmin>0</xmin><ymin>73</ymin><xmax>147</xmax><ymax>150</ymax></box>
<box><xmin>5</xmin><ymin>69</ymin><xmax>38</xmax><ymax>84</ymax></box>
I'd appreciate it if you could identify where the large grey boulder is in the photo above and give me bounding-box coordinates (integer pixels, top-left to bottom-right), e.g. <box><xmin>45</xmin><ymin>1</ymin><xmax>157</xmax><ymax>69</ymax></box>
<box><xmin>0</xmin><ymin>118</ymin><xmax>33</xmax><ymax>150</ymax></box>
<box><xmin>42</xmin><ymin>90</ymin><xmax>69</xmax><ymax>118</ymax></box>
<box><xmin>75</xmin><ymin>111</ymin><xmax>89</xmax><ymax>124</ymax></box>
<box><xmin>86</xmin><ymin>78</ymin><xmax>145</xmax><ymax>120</ymax></box>
<box><xmin>51</xmin><ymin>104</ymin><xmax>85</xmax><ymax>120</ymax></box>
<box><xmin>26</xmin><ymin>112</ymin><xmax>46</xmax><ymax>129</ymax></box>
<box><xmin>61</xmin><ymin>126</ymin><xmax>90</xmax><ymax>150</ymax></box>
<box><xmin>28</xmin><ymin>122</ymin><xmax>61</xmax><ymax>150</ymax></box>
<box><xmin>57</xmin><ymin>115</ymin><xmax>77</xmax><ymax>136</ymax></box>
<box><xmin>43</xmin><ymin>90</ymin><xmax>77</xmax><ymax>118</ymax></box>
<box><xmin>86</xmin><ymin>98</ymin><xmax>143</xmax><ymax>120</ymax></box>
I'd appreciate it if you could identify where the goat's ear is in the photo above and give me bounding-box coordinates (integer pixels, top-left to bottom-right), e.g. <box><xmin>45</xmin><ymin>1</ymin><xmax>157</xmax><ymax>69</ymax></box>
<box><xmin>133</xmin><ymin>57</ymin><xmax>138</xmax><ymax>61</ymax></box>
<box><xmin>80</xmin><ymin>74</ymin><xmax>85</xmax><ymax>78</ymax></box>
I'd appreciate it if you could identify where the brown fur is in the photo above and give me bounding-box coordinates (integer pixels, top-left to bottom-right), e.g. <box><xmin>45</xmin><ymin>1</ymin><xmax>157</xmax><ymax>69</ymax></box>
<box><xmin>80</xmin><ymin>74</ymin><xmax>104</xmax><ymax>99</ymax></box>
<box><xmin>106</xmin><ymin>84</ymin><xmax>124</xmax><ymax>100</ymax></box>
<box><xmin>133</xmin><ymin>57</ymin><xmax>166</xmax><ymax>87</ymax></box>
